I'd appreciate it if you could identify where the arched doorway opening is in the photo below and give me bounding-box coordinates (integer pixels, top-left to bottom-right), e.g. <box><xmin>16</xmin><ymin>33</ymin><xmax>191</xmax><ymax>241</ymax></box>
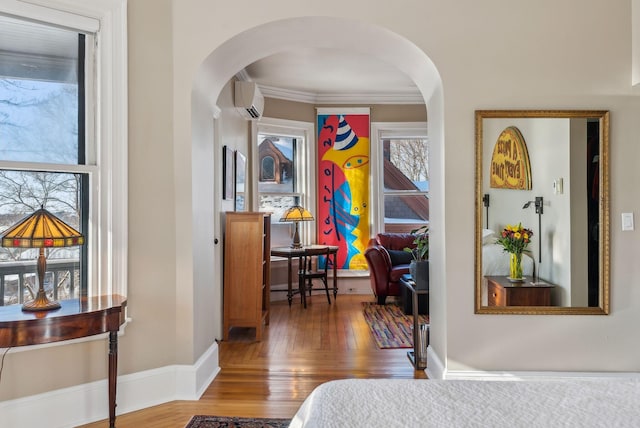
<box><xmin>192</xmin><ymin>16</ymin><xmax>446</xmax><ymax>372</ymax></box>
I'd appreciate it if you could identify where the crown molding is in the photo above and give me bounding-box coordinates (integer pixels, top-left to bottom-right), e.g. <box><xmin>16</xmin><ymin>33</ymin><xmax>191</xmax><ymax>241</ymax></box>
<box><xmin>235</xmin><ymin>69</ymin><xmax>424</xmax><ymax>105</ymax></box>
<box><xmin>259</xmin><ymin>84</ymin><xmax>424</xmax><ymax>105</ymax></box>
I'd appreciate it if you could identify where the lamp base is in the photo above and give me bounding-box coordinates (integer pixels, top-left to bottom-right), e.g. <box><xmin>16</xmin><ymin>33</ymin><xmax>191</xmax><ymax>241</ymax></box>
<box><xmin>22</xmin><ymin>248</ymin><xmax>61</xmax><ymax>311</ymax></box>
<box><xmin>22</xmin><ymin>290</ymin><xmax>61</xmax><ymax>311</ymax></box>
<box><xmin>290</xmin><ymin>221</ymin><xmax>303</xmax><ymax>248</ymax></box>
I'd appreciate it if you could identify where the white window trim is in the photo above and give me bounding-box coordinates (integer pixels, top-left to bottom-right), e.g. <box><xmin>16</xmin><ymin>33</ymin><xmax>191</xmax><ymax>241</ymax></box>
<box><xmin>0</xmin><ymin>0</ymin><xmax>129</xmax><ymax>298</ymax></box>
<box><xmin>252</xmin><ymin>117</ymin><xmax>316</xmax><ymax>244</ymax></box>
<box><xmin>370</xmin><ymin>121</ymin><xmax>428</xmax><ymax>235</ymax></box>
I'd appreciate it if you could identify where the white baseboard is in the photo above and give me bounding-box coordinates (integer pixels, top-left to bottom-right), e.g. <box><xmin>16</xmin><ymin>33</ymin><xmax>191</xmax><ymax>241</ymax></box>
<box><xmin>424</xmin><ymin>347</ymin><xmax>640</xmax><ymax>382</ymax></box>
<box><xmin>425</xmin><ymin>346</ymin><xmax>444</xmax><ymax>379</ymax></box>
<box><xmin>443</xmin><ymin>370</ymin><xmax>640</xmax><ymax>381</ymax></box>
<box><xmin>270</xmin><ymin>276</ymin><xmax>372</xmax><ymax>302</ymax></box>
<box><xmin>0</xmin><ymin>342</ymin><xmax>220</xmax><ymax>428</ymax></box>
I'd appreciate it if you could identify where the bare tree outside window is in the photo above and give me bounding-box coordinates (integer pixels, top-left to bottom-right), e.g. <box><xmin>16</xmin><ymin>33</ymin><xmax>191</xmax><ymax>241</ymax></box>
<box><xmin>387</xmin><ymin>138</ymin><xmax>429</xmax><ymax>183</ymax></box>
<box><xmin>383</xmin><ymin>138</ymin><xmax>429</xmax><ymax>233</ymax></box>
<box><xmin>0</xmin><ymin>171</ymin><xmax>80</xmax><ymax>217</ymax></box>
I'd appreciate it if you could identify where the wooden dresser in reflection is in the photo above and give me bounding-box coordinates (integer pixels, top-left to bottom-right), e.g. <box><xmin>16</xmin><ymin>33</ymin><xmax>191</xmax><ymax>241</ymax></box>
<box><xmin>486</xmin><ymin>276</ymin><xmax>554</xmax><ymax>306</ymax></box>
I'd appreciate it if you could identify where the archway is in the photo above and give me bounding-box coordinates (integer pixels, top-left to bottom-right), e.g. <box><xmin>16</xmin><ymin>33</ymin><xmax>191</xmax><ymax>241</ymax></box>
<box><xmin>192</xmin><ymin>16</ymin><xmax>446</xmax><ymax>375</ymax></box>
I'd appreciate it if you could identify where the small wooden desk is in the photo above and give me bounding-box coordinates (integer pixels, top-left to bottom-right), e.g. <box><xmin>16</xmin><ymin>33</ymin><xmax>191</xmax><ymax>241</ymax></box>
<box><xmin>0</xmin><ymin>295</ymin><xmax>127</xmax><ymax>428</ymax></box>
<box><xmin>485</xmin><ymin>276</ymin><xmax>554</xmax><ymax>306</ymax></box>
<box><xmin>271</xmin><ymin>245</ymin><xmax>339</xmax><ymax>307</ymax></box>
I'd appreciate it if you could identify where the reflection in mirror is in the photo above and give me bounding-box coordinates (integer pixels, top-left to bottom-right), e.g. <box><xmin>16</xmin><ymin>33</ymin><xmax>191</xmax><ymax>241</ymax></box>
<box><xmin>475</xmin><ymin>110</ymin><xmax>609</xmax><ymax>315</ymax></box>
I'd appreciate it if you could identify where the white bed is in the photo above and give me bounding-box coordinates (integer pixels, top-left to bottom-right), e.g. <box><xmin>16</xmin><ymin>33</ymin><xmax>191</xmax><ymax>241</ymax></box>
<box><xmin>482</xmin><ymin>229</ymin><xmax>534</xmax><ymax>276</ymax></box>
<box><xmin>289</xmin><ymin>378</ymin><xmax>640</xmax><ymax>427</ymax></box>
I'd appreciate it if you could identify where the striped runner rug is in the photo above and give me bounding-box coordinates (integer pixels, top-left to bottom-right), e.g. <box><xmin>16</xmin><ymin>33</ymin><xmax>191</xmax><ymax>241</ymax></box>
<box><xmin>362</xmin><ymin>302</ymin><xmax>429</xmax><ymax>349</ymax></box>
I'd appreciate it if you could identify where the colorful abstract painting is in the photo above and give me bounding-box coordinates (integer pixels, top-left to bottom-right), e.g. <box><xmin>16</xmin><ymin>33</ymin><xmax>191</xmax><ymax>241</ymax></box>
<box><xmin>317</xmin><ymin>109</ymin><xmax>370</xmax><ymax>270</ymax></box>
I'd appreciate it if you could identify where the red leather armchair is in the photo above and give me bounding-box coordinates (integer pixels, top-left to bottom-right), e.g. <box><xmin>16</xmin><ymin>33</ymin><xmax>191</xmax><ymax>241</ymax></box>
<box><xmin>364</xmin><ymin>233</ymin><xmax>417</xmax><ymax>305</ymax></box>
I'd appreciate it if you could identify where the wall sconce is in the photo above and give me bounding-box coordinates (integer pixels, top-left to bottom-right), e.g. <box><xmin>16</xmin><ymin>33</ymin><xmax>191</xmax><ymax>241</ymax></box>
<box><xmin>522</xmin><ymin>196</ymin><xmax>543</xmax><ymax>263</ymax></box>
<box><xmin>482</xmin><ymin>194</ymin><xmax>490</xmax><ymax>229</ymax></box>
<box><xmin>522</xmin><ymin>196</ymin><xmax>543</xmax><ymax>215</ymax></box>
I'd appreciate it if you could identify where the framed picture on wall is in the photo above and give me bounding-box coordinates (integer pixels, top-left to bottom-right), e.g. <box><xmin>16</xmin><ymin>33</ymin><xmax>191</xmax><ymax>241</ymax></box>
<box><xmin>235</xmin><ymin>151</ymin><xmax>247</xmax><ymax>211</ymax></box>
<box><xmin>223</xmin><ymin>145</ymin><xmax>234</xmax><ymax>200</ymax></box>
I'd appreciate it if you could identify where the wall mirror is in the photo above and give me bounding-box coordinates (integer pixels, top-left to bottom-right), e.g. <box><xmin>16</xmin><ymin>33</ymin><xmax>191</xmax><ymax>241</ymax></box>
<box><xmin>475</xmin><ymin>110</ymin><xmax>609</xmax><ymax>315</ymax></box>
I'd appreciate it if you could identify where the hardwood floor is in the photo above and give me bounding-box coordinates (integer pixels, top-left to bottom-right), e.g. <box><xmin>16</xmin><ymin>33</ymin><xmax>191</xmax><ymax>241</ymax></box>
<box><xmin>80</xmin><ymin>294</ymin><xmax>426</xmax><ymax>427</ymax></box>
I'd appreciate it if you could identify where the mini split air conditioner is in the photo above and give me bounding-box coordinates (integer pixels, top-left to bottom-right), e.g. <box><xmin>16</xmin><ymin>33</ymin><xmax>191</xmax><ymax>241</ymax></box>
<box><xmin>234</xmin><ymin>81</ymin><xmax>264</xmax><ymax>120</ymax></box>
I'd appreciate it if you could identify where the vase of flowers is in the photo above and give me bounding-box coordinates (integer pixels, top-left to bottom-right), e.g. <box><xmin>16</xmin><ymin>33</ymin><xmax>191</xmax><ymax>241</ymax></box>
<box><xmin>495</xmin><ymin>223</ymin><xmax>533</xmax><ymax>281</ymax></box>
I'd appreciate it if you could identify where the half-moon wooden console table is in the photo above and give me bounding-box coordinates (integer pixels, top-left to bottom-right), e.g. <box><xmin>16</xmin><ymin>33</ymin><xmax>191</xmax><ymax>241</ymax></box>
<box><xmin>0</xmin><ymin>295</ymin><xmax>127</xmax><ymax>428</ymax></box>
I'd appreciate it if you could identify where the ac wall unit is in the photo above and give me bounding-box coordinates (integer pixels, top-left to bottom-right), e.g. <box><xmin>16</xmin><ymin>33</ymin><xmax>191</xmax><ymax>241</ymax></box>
<box><xmin>234</xmin><ymin>81</ymin><xmax>264</xmax><ymax>120</ymax></box>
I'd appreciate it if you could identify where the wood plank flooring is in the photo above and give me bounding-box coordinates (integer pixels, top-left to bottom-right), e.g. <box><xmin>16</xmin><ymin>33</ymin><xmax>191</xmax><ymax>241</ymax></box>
<box><xmin>80</xmin><ymin>294</ymin><xmax>426</xmax><ymax>428</ymax></box>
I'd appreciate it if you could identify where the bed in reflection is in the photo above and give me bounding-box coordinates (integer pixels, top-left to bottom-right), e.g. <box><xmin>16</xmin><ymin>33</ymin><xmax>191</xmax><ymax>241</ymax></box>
<box><xmin>289</xmin><ymin>378</ymin><xmax>640</xmax><ymax>427</ymax></box>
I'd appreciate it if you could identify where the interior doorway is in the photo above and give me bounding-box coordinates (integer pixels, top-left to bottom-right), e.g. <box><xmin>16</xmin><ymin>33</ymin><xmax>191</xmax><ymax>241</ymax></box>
<box><xmin>192</xmin><ymin>15</ymin><xmax>445</xmax><ymax>358</ymax></box>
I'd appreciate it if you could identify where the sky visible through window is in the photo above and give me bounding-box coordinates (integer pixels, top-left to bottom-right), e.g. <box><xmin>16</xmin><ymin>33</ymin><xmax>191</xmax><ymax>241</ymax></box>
<box><xmin>0</xmin><ymin>78</ymin><xmax>78</xmax><ymax>165</ymax></box>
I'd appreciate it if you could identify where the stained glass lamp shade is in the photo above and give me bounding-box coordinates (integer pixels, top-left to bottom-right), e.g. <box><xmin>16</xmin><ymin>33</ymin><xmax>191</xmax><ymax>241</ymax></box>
<box><xmin>0</xmin><ymin>206</ymin><xmax>84</xmax><ymax>311</ymax></box>
<box><xmin>280</xmin><ymin>205</ymin><xmax>314</xmax><ymax>248</ymax></box>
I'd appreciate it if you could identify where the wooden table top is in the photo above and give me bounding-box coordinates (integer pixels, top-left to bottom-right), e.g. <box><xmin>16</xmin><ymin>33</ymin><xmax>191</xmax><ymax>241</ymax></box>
<box><xmin>271</xmin><ymin>245</ymin><xmax>339</xmax><ymax>257</ymax></box>
<box><xmin>485</xmin><ymin>275</ymin><xmax>555</xmax><ymax>288</ymax></box>
<box><xmin>0</xmin><ymin>295</ymin><xmax>127</xmax><ymax>347</ymax></box>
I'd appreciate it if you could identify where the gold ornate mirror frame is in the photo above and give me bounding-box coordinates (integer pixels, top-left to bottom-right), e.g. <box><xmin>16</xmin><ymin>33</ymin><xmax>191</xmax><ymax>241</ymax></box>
<box><xmin>475</xmin><ymin>110</ymin><xmax>610</xmax><ymax>315</ymax></box>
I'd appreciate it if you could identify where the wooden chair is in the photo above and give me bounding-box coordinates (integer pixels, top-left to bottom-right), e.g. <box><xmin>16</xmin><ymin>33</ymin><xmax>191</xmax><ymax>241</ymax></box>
<box><xmin>299</xmin><ymin>246</ymin><xmax>332</xmax><ymax>308</ymax></box>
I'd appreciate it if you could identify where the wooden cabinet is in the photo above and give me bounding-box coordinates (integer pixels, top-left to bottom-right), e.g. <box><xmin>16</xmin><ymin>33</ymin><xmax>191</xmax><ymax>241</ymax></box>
<box><xmin>223</xmin><ymin>212</ymin><xmax>271</xmax><ymax>340</ymax></box>
<box><xmin>486</xmin><ymin>276</ymin><xmax>553</xmax><ymax>306</ymax></box>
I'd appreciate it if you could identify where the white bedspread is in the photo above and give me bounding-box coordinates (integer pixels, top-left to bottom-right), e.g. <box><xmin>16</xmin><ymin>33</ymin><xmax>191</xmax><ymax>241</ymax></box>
<box><xmin>289</xmin><ymin>378</ymin><xmax>640</xmax><ymax>428</ymax></box>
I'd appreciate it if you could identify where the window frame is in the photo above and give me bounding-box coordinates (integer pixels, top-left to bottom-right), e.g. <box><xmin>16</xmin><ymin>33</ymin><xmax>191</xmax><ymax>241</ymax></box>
<box><xmin>0</xmin><ymin>0</ymin><xmax>128</xmax><ymax>300</ymax></box>
<box><xmin>371</xmin><ymin>122</ymin><xmax>428</xmax><ymax>235</ymax></box>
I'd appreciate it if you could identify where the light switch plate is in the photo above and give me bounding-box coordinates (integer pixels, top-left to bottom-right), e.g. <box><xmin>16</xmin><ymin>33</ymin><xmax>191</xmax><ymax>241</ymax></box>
<box><xmin>622</xmin><ymin>212</ymin><xmax>634</xmax><ymax>231</ymax></box>
<box><xmin>553</xmin><ymin>178</ymin><xmax>563</xmax><ymax>195</ymax></box>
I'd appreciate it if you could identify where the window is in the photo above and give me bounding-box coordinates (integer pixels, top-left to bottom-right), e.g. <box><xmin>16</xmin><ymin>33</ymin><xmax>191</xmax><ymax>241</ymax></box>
<box><xmin>0</xmin><ymin>17</ymin><xmax>89</xmax><ymax>306</ymax></box>
<box><xmin>255</xmin><ymin>118</ymin><xmax>315</xmax><ymax>246</ymax></box>
<box><xmin>258</xmin><ymin>134</ymin><xmax>299</xmax><ymax>219</ymax></box>
<box><xmin>0</xmin><ymin>2</ymin><xmax>128</xmax><ymax>306</ymax></box>
<box><xmin>372</xmin><ymin>123</ymin><xmax>429</xmax><ymax>234</ymax></box>
<box><xmin>256</xmin><ymin>119</ymin><xmax>314</xmax><ymax>219</ymax></box>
